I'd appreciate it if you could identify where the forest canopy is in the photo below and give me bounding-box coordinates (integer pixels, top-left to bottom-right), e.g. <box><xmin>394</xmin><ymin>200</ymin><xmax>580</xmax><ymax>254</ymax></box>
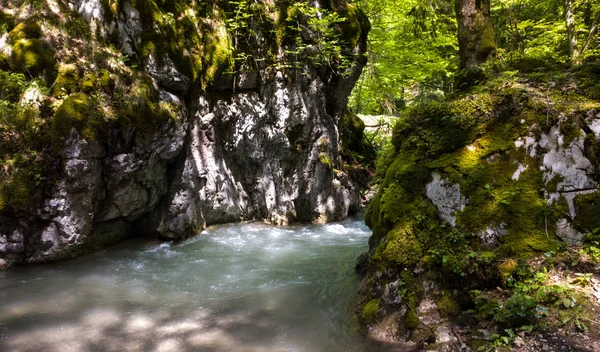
<box><xmin>350</xmin><ymin>0</ymin><xmax>600</xmax><ymax>116</ymax></box>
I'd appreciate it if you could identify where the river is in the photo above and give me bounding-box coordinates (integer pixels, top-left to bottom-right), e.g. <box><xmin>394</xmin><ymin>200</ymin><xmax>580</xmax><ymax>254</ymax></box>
<box><xmin>0</xmin><ymin>217</ymin><xmax>397</xmax><ymax>351</ymax></box>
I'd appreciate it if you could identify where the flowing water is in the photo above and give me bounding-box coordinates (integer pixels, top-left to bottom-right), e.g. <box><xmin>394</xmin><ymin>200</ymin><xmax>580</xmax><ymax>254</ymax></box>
<box><xmin>0</xmin><ymin>217</ymin><xmax>396</xmax><ymax>352</ymax></box>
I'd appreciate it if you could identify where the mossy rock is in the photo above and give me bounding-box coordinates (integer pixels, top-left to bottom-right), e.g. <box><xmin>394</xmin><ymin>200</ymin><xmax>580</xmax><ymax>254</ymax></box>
<box><xmin>338</xmin><ymin>4</ymin><xmax>366</xmax><ymax>49</ymax></box>
<box><xmin>437</xmin><ymin>294</ymin><xmax>461</xmax><ymax>318</ymax></box>
<box><xmin>81</xmin><ymin>72</ymin><xmax>97</xmax><ymax>93</ymax></box>
<box><xmin>201</xmin><ymin>21</ymin><xmax>233</xmax><ymax>85</ymax></box>
<box><xmin>0</xmin><ymin>170</ymin><xmax>36</xmax><ymax>211</ymax></box>
<box><xmin>392</xmin><ymin>99</ymin><xmax>489</xmax><ymax>158</ymax></box>
<box><xmin>114</xmin><ymin>73</ymin><xmax>173</xmax><ymax>135</ymax></box>
<box><xmin>131</xmin><ymin>0</ymin><xmax>232</xmax><ymax>87</ymax></box>
<box><xmin>405</xmin><ymin>310</ymin><xmax>419</xmax><ymax>329</ymax></box>
<box><xmin>52</xmin><ymin>64</ymin><xmax>80</xmax><ymax>96</ymax></box>
<box><xmin>9</xmin><ymin>38</ymin><xmax>54</xmax><ymax>76</ymax></box>
<box><xmin>361</xmin><ymin>299</ymin><xmax>380</xmax><ymax>324</ymax></box>
<box><xmin>374</xmin><ymin>222</ymin><xmax>423</xmax><ymax>268</ymax></box>
<box><xmin>51</xmin><ymin>93</ymin><xmax>104</xmax><ymax>151</ymax></box>
<box><xmin>339</xmin><ymin>108</ymin><xmax>376</xmax><ymax>166</ymax></box>
<box><xmin>573</xmin><ymin>192</ymin><xmax>600</xmax><ymax>235</ymax></box>
<box><xmin>0</xmin><ymin>11</ymin><xmax>15</xmax><ymax>32</ymax></box>
<box><xmin>8</xmin><ymin>21</ymin><xmax>42</xmax><ymax>42</ymax></box>
<box><xmin>98</xmin><ymin>69</ymin><xmax>115</xmax><ymax>91</ymax></box>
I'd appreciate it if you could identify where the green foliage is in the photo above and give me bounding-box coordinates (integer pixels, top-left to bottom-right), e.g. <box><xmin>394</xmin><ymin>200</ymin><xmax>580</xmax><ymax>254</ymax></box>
<box><xmin>472</xmin><ymin>268</ymin><xmax>580</xmax><ymax>331</ymax></box>
<box><xmin>124</xmin><ymin>0</ymin><xmax>232</xmax><ymax>87</ymax></box>
<box><xmin>491</xmin><ymin>0</ymin><xmax>600</xmax><ymax>65</ymax></box>
<box><xmin>583</xmin><ymin>228</ymin><xmax>600</xmax><ymax>262</ymax></box>
<box><xmin>282</xmin><ymin>2</ymin><xmax>358</xmax><ymax>74</ymax></box>
<box><xmin>352</xmin><ymin>0</ymin><xmax>600</xmax><ymax>113</ymax></box>
<box><xmin>350</xmin><ymin>0</ymin><xmax>457</xmax><ymax>114</ymax></box>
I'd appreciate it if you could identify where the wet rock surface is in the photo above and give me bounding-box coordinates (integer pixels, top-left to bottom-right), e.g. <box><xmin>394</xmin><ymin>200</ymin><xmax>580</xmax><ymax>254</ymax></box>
<box><xmin>0</xmin><ymin>0</ymin><xmax>371</xmax><ymax>267</ymax></box>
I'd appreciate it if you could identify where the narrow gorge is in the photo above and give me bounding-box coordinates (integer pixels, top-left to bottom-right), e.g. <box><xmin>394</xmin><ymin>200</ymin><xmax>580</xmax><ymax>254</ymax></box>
<box><xmin>2</xmin><ymin>0</ymin><xmax>600</xmax><ymax>351</ymax></box>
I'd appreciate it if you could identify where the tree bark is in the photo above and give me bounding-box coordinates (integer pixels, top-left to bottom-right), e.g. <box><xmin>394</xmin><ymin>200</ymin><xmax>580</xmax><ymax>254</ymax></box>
<box><xmin>565</xmin><ymin>0</ymin><xmax>580</xmax><ymax>61</ymax></box>
<box><xmin>455</xmin><ymin>0</ymin><xmax>496</xmax><ymax>69</ymax></box>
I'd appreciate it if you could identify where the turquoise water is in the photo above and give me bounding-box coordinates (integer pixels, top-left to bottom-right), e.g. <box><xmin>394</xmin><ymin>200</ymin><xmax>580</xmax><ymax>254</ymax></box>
<box><xmin>0</xmin><ymin>217</ymin><xmax>394</xmax><ymax>351</ymax></box>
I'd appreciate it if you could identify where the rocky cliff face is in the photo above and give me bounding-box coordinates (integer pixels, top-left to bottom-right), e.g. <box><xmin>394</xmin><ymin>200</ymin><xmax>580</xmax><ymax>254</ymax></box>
<box><xmin>0</xmin><ymin>0</ymin><xmax>370</xmax><ymax>268</ymax></box>
<box><xmin>357</xmin><ymin>68</ymin><xmax>600</xmax><ymax>348</ymax></box>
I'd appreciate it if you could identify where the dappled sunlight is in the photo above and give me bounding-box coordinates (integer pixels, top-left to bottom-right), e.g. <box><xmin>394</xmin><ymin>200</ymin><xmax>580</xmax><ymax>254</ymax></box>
<box><xmin>0</xmin><ymin>218</ymin><xmax>391</xmax><ymax>351</ymax></box>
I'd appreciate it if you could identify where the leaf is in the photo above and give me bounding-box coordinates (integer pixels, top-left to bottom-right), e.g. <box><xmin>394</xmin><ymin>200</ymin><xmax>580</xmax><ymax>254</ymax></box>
<box><xmin>562</xmin><ymin>298</ymin><xmax>572</xmax><ymax>308</ymax></box>
<box><xmin>521</xmin><ymin>325</ymin><xmax>534</xmax><ymax>332</ymax></box>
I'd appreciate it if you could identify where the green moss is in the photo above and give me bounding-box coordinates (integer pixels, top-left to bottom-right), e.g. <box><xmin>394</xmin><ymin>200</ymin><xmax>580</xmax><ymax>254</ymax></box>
<box><xmin>392</xmin><ymin>93</ymin><xmax>500</xmax><ymax>158</ymax></box>
<box><xmin>361</xmin><ymin>299</ymin><xmax>380</xmax><ymax>324</ymax></box>
<box><xmin>497</xmin><ymin>258</ymin><xmax>518</xmax><ymax>284</ymax></box>
<box><xmin>8</xmin><ymin>21</ymin><xmax>41</xmax><ymax>42</ymax></box>
<box><xmin>374</xmin><ymin>222</ymin><xmax>423</xmax><ymax>268</ymax></box>
<box><xmin>0</xmin><ymin>169</ymin><xmax>36</xmax><ymax>211</ymax></box>
<box><xmin>455</xmin><ymin>67</ymin><xmax>486</xmax><ymax>91</ymax></box>
<box><xmin>0</xmin><ymin>11</ymin><xmax>15</xmax><ymax>33</ymax></box>
<box><xmin>339</xmin><ymin>108</ymin><xmax>375</xmax><ymax>166</ymax></box>
<box><xmin>9</xmin><ymin>172</ymin><xmax>34</xmax><ymax>209</ymax></box>
<box><xmin>9</xmin><ymin>38</ymin><xmax>54</xmax><ymax>76</ymax></box>
<box><xmin>405</xmin><ymin>310</ymin><xmax>419</xmax><ymax>329</ymax></box>
<box><xmin>319</xmin><ymin>153</ymin><xmax>333</xmax><ymax>169</ymax></box>
<box><xmin>338</xmin><ymin>4</ymin><xmax>364</xmax><ymax>48</ymax></box>
<box><xmin>115</xmin><ymin>73</ymin><xmax>172</xmax><ymax>134</ymax></box>
<box><xmin>437</xmin><ymin>294</ymin><xmax>461</xmax><ymax>318</ymax></box>
<box><xmin>51</xmin><ymin>93</ymin><xmax>103</xmax><ymax>151</ymax></box>
<box><xmin>52</xmin><ymin>64</ymin><xmax>80</xmax><ymax>96</ymax></box>
<box><xmin>98</xmin><ymin>69</ymin><xmax>114</xmax><ymax>91</ymax></box>
<box><xmin>126</xmin><ymin>0</ymin><xmax>232</xmax><ymax>88</ymax></box>
<box><xmin>202</xmin><ymin>21</ymin><xmax>233</xmax><ymax>85</ymax></box>
<box><xmin>573</xmin><ymin>192</ymin><xmax>600</xmax><ymax>233</ymax></box>
<box><xmin>6</xmin><ymin>20</ymin><xmax>54</xmax><ymax>77</ymax></box>
<box><xmin>81</xmin><ymin>72</ymin><xmax>97</xmax><ymax>93</ymax></box>
<box><xmin>375</xmin><ymin>145</ymin><xmax>397</xmax><ymax>180</ymax></box>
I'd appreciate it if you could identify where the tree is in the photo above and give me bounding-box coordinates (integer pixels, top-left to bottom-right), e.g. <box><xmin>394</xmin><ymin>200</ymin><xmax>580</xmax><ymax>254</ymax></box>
<box><xmin>350</xmin><ymin>0</ymin><xmax>458</xmax><ymax>115</ymax></box>
<box><xmin>455</xmin><ymin>0</ymin><xmax>496</xmax><ymax>69</ymax></box>
<box><xmin>564</xmin><ymin>0</ymin><xmax>580</xmax><ymax>61</ymax></box>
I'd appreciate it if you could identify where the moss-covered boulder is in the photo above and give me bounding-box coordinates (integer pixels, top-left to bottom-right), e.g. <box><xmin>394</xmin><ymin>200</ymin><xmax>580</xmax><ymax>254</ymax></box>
<box><xmin>7</xmin><ymin>21</ymin><xmax>54</xmax><ymax>77</ymax></box>
<box><xmin>358</xmin><ymin>70</ymin><xmax>600</xmax><ymax>347</ymax></box>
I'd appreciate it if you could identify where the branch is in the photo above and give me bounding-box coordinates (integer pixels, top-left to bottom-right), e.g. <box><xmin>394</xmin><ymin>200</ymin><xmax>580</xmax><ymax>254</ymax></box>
<box><xmin>581</xmin><ymin>21</ymin><xmax>599</xmax><ymax>56</ymax></box>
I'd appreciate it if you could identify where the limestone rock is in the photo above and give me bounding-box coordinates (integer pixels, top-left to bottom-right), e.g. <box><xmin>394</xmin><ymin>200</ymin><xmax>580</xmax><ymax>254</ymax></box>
<box><xmin>556</xmin><ymin>218</ymin><xmax>584</xmax><ymax>245</ymax></box>
<box><xmin>0</xmin><ymin>0</ymin><xmax>371</xmax><ymax>265</ymax></box>
<box><xmin>426</xmin><ymin>173</ymin><xmax>468</xmax><ymax>227</ymax></box>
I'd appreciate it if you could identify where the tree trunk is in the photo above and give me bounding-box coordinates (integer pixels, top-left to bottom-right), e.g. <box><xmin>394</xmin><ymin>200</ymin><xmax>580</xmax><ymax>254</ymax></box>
<box><xmin>455</xmin><ymin>0</ymin><xmax>496</xmax><ymax>69</ymax></box>
<box><xmin>565</xmin><ymin>0</ymin><xmax>580</xmax><ymax>61</ymax></box>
